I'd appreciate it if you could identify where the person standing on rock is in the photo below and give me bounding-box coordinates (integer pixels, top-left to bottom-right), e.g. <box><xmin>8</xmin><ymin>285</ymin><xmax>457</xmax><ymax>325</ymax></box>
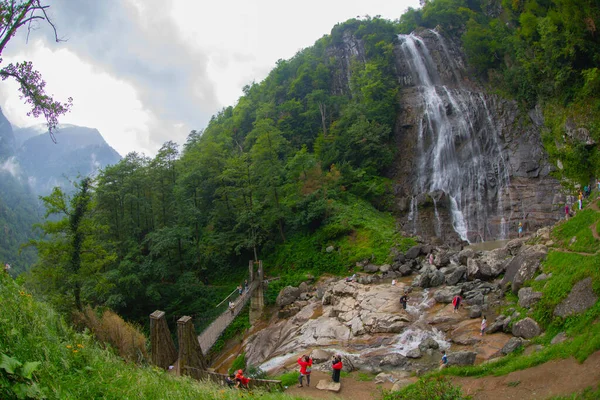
<box><xmin>297</xmin><ymin>355</ymin><xmax>313</xmax><ymax>387</ymax></box>
<box><xmin>400</xmin><ymin>292</ymin><xmax>408</xmax><ymax>310</ymax></box>
<box><xmin>480</xmin><ymin>315</ymin><xmax>487</xmax><ymax>336</ymax></box>
<box><xmin>452</xmin><ymin>295</ymin><xmax>462</xmax><ymax>313</ymax></box>
<box><xmin>578</xmin><ymin>190</ymin><xmax>583</xmax><ymax>210</ymax></box>
<box><xmin>518</xmin><ymin>222</ymin><xmax>523</xmax><ymax>238</ymax></box>
<box><xmin>565</xmin><ymin>204</ymin><xmax>570</xmax><ymax>220</ymax></box>
<box><xmin>331</xmin><ymin>355</ymin><xmax>343</xmax><ymax>383</ymax></box>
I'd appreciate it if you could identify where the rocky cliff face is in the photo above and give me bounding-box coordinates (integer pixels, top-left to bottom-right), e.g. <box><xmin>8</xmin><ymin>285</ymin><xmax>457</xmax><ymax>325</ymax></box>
<box><xmin>389</xmin><ymin>30</ymin><xmax>562</xmax><ymax>243</ymax></box>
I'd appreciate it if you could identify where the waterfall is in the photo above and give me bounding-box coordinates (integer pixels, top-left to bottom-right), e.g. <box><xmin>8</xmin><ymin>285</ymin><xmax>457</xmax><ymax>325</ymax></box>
<box><xmin>398</xmin><ymin>33</ymin><xmax>511</xmax><ymax>242</ymax></box>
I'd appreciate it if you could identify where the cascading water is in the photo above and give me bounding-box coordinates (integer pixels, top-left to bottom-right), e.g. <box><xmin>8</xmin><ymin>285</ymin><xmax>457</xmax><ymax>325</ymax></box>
<box><xmin>398</xmin><ymin>32</ymin><xmax>512</xmax><ymax>242</ymax></box>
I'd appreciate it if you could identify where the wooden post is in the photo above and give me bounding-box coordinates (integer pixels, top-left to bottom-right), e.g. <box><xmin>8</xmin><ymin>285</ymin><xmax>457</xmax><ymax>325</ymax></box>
<box><xmin>149</xmin><ymin>310</ymin><xmax>177</xmax><ymax>369</ymax></box>
<box><xmin>177</xmin><ymin>316</ymin><xmax>207</xmax><ymax>379</ymax></box>
<box><xmin>248</xmin><ymin>260</ymin><xmax>254</xmax><ymax>282</ymax></box>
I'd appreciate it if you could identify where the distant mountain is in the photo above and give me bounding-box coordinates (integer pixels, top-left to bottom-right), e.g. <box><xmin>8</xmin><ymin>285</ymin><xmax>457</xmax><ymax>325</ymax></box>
<box><xmin>0</xmin><ymin>109</ymin><xmax>16</xmax><ymax>160</ymax></box>
<box><xmin>14</xmin><ymin>124</ymin><xmax>122</xmax><ymax>195</ymax></box>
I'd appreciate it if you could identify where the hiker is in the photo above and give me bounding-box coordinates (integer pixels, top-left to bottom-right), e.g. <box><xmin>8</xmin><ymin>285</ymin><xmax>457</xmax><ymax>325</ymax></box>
<box><xmin>345</xmin><ymin>273</ymin><xmax>356</xmax><ymax>282</ymax></box>
<box><xmin>399</xmin><ymin>292</ymin><xmax>408</xmax><ymax>310</ymax></box>
<box><xmin>391</xmin><ymin>279</ymin><xmax>397</xmax><ymax>286</ymax></box>
<box><xmin>518</xmin><ymin>222</ymin><xmax>523</xmax><ymax>238</ymax></box>
<box><xmin>235</xmin><ymin>369</ymin><xmax>250</xmax><ymax>389</ymax></box>
<box><xmin>584</xmin><ymin>185</ymin><xmax>590</xmax><ymax>198</ymax></box>
<box><xmin>480</xmin><ymin>315</ymin><xmax>487</xmax><ymax>336</ymax></box>
<box><xmin>565</xmin><ymin>204</ymin><xmax>570</xmax><ymax>220</ymax></box>
<box><xmin>3</xmin><ymin>263</ymin><xmax>9</xmax><ymax>274</ymax></box>
<box><xmin>331</xmin><ymin>355</ymin><xmax>343</xmax><ymax>383</ymax></box>
<box><xmin>297</xmin><ymin>355</ymin><xmax>313</xmax><ymax>387</ymax></box>
<box><xmin>228</xmin><ymin>301</ymin><xmax>235</xmax><ymax>315</ymax></box>
<box><xmin>428</xmin><ymin>253</ymin><xmax>434</xmax><ymax>265</ymax></box>
<box><xmin>578</xmin><ymin>190</ymin><xmax>583</xmax><ymax>210</ymax></box>
<box><xmin>452</xmin><ymin>295</ymin><xmax>462</xmax><ymax>313</ymax></box>
<box><xmin>237</xmin><ymin>285</ymin><xmax>243</xmax><ymax>296</ymax></box>
<box><xmin>439</xmin><ymin>350</ymin><xmax>448</xmax><ymax>370</ymax></box>
<box><xmin>225</xmin><ymin>374</ymin><xmax>236</xmax><ymax>388</ymax></box>
<box><xmin>244</xmin><ymin>279</ymin><xmax>249</xmax><ymax>293</ymax></box>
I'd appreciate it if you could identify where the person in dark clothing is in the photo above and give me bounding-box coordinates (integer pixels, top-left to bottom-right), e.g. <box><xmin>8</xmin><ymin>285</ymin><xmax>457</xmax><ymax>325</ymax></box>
<box><xmin>331</xmin><ymin>355</ymin><xmax>343</xmax><ymax>383</ymax></box>
<box><xmin>225</xmin><ymin>375</ymin><xmax>236</xmax><ymax>387</ymax></box>
<box><xmin>399</xmin><ymin>293</ymin><xmax>408</xmax><ymax>310</ymax></box>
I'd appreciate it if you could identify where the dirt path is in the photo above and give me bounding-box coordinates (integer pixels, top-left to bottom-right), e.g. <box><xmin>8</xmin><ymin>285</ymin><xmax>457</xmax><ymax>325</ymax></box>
<box><xmin>284</xmin><ymin>370</ymin><xmax>396</xmax><ymax>400</ymax></box>
<box><xmin>453</xmin><ymin>351</ymin><xmax>600</xmax><ymax>399</ymax></box>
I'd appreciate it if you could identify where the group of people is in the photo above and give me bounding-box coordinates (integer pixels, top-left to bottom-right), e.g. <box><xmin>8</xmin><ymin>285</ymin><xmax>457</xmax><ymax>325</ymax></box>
<box><xmin>296</xmin><ymin>353</ymin><xmax>344</xmax><ymax>388</ymax></box>
<box><xmin>225</xmin><ymin>369</ymin><xmax>250</xmax><ymax>389</ymax></box>
<box><xmin>229</xmin><ymin>280</ymin><xmax>251</xmax><ymax>315</ymax></box>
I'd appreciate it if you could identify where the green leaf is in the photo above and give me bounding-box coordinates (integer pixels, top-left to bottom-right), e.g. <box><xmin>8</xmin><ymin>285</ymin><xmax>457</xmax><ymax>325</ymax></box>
<box><xmin>0</xmin><ymin>353</ymin><xmax>22</xmax><ymax>374</ymax></box>
<box><xmin>21</xmin><ymin>361</ymin><xmax>41</xmax><ymax>380</ymax></box>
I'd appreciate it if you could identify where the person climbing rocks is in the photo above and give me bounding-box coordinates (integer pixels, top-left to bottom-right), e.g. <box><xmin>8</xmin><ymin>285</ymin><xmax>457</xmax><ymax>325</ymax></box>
<box><xmin>331</xmin><ymin>355</ymin><xmax>343</xmax><ymax>383</ymax></box>
<box><xmin>439</xmin><ymin>350</ymin><xmax>448</xmax><ymax>370</ymax></box>
<box><xmin>578</xmin><ymin>190</ymin><xmax>583</xmax><ymax>210</ymax></box>
<box><xmin>452</xmin><ymin>295</ymin><xmax>462</xmax><ymax>313</ymax></box>
<box><xmin>400</xmin><ymin>292</ymin><xmax>409</xmax><ymax>310</ymax></box>
<box><xmin>297</xmin><ymin>355</ymin><xmax>313</xmax><ymax>387</ymax></box>
<box><xmin>565</xmin><ymin>204</ymin><xmax>570</xmax><ymax>220</ymax></box>
<box><xmin>480</xmin><ymin>315</ymin><xmax>487</xmax><ymax>336</ymax></box>
<box><xmin>518</xmin><ymin>222</ymin><xmax>523</xmax><ymax>238</ymax></box>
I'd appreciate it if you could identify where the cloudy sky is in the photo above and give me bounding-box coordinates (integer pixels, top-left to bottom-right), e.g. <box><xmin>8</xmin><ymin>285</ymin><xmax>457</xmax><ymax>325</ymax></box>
<box><xmin>1</xmin><ymin>0</ymin><xmax>420</xmax><ymax>157</ymax></box>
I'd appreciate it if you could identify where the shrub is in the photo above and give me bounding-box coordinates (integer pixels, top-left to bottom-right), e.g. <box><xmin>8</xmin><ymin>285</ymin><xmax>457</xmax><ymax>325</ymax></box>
<box><xmin>382</xmin><ymin>376</ymin><xmax>470</xmax><ymax>400</ymax></box>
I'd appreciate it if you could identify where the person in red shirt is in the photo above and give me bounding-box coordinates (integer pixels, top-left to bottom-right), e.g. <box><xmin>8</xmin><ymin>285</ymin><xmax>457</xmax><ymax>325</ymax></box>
<box><xmin>331</xmin><ymin>355</ymin><xmax>343</xmax><ymax>383</ymax></box>
<box><xmin>234</xmin><ymin>369</ymin><xmax>250</xmax><ymax>389</ymax></box>
<box><xmin>297</xmin><ymin>354</ymin><xmax>313</xmax><ymax>387</ymax></box>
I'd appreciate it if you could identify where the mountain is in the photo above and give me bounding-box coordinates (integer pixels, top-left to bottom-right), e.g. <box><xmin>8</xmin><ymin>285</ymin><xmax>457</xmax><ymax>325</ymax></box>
<box><xmin>14</xmin><ymin>124</ymin><xmax>122</xmax><ymax>195</ymax></box>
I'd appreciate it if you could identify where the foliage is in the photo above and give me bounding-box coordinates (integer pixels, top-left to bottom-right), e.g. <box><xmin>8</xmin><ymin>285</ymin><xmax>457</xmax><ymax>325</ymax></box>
<box><xmin>228</xmin><ymin>353</ymin><xmax>246</xmax><ymax>376</ymax></box>
<box><xmin>0</xmin><ymin>0</ymin><xmax>72</xmax><ymax>139</ymax></box>
<box><xmin>550</xmin><ymin>208</ymin><xmax>600</xmax><ymax>253</ymax></box>
<box><xmin>211</xmin><ymin>305</ymin><xmax>251</xmax><ymax>354</ymax></box>
<box><xmin>275</xmin><ymin>371</ymin><xmax>300</xmax><ymax>388</ymax></box>
<box><xmin>382</xmin><ymin>376</ymin><xmax>470</xmax><ymax>400</ymax></box>
<box><xmin>0</xmin><ymin>273</ymin><xmax>297</xmax><ymax>399</ymax></box>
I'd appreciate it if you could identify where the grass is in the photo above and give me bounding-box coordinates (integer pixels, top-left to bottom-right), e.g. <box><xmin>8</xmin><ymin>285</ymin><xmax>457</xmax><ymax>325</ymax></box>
<box><xmin>0</xmin><ymin>274</ymin><xmax>301</xmax><ymax>400</ymax></box>
<box><xmin>356</xmin><ymin>371</ymin><xmax>375</xmax><ymax>381</ymax></box>
<box><xmin>552</xmin><ymin>208</ymin><xmax>600</xmax><ymax>253</ymax></box>
<box><xmin>549</xmin><ymin>386</ymin><xmax>600</xmax><ymax>399</ymax></box>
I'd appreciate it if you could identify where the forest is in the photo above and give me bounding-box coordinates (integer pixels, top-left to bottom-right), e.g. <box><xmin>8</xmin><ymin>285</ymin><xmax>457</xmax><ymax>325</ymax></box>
<box><xmin>19</xmin><ymin>0</ymin><xmax>600</xmax><ymax>329</ymax></box>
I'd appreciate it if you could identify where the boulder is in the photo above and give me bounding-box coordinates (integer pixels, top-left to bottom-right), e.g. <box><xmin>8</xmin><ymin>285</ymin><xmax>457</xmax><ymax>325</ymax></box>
<box><xmin>550</xmin><ymin>332</ymin><xmax>568</xmax><ymax>345</ymax></box>
<box><xmin>487</xmin><ymin>316</ymin><xmax>505</xmax><ymax>334</ymax></box>
<box><xmin>405</xmin><ymin>245</ymin><xmax>423</xmax><ymax>260</ymax></box>
<box><xmin>434</xmin><ymin>286</ymin><xmax>462</xmax><ymax>303</ymax></box>
<box><xmin>445</xmin><ymin>265</ymin><xmax>467</xmax><ymax>286</ymax></box>
<box><xmin>374</xmin><ymin>373</ymin><xmax>395</xmax><ymax>384</ymax></box>
<box><xmin>379</xmin><ymin>264</ymin><xmax>391</xmax><ymax>273</ymax></box>
<box><xmin>406</xmin><ymin>348</ymin><xmax>422</xmax><ymax>359</ymax></box>
<box><xmin>418</xmin><ymin>337</ymin><xmax>440</xmax><ymax>351</ymax></box>
<box><xmin>391</xmin><ymin>379</ymin><xmax>416</xmax><ymax>392</ymax></box>
<box><xmin>434</xmin><ymin>251</ymin><xmax>451</xmax><ymax>267</ymax></box>
<box><xmin>535</xmin><ymin>273</ymin><xmax>549</xmax><ymax>281</ymax></box>
<box><xmin>502</xmin><ymin>245</ymin><xmax>548</xmax><ymax>293</ymax></box>
<box><xmin>398</xmin><ymin>263</ymin><xmax>413</xmax><ymax>276</ymax></box>
<box><xmin>394</xmin><ymin>253</ymin><xmax>406</xmax><ymax>264</ymax></box>
<box><xmin>447</xmin><ymin>351</ymin><xmax>477</xmax><ymax>366</ymax></box>
<box><xmin>316</xmin><ymin>380</ymin><xmax>341</xmax><ymax>392</ymax></box>
<box><xmin>512</xmin><ymin>317</ymin><xmax>541</xmax><ymax>339</ymax></box>
<box><xmin>518</xmin><ymin>287</ymin><xmax>543</xmax><ymax>308</ymax></box>
<box><xmin>554</xmin><ymin>277</ymin><xmax>598</xmax><ymax>318</ymax></box>
<box><xmin>457</xmin><ymin>248</ymin><xmax>475</xmax><ymax>265</ymax></box>
<box><xmin>364</xmin><ymin>263</ymin><xmax>380</xmax><ymax>273</ymax></box>
<box><xmin>501</xmin><ymin>337</ymin><xmax>525</xmax><ymax>355</ymax></box>
<box><xmin>276</xmin><ymin>286</ymin><xmax>301</xmax><ymax>307</ymax></box>
<box><xmin>469</xmin><ymin>306</ymin><xmax>482</xmax><ymax>319</ymax></box>
<box><xmin>310</xmin><ymin>349</ymin><xmax>332</xmax><ymax>363</ymax></box>
<box><xmin>298</xmin><ymin>282</ymin><xmax>310</xmax><ymax>293</ymax></box>
<box><xmin>379</xmin><ymin>353</ymin><xmax>408</xmax><ymax>367</ymax></box>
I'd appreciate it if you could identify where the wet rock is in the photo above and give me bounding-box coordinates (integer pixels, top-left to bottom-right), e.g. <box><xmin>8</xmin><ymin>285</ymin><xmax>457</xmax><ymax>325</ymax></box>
<box><xmin>434</xmin><ymin>286</ymin><xmax>462</xmax><ymax>303</ymax></box>
<box><xmin>276</xmin><ymin>286</ymin><xmax>301</xmax><ymax>307</ymax></box>
<box><xmin>518</xmin><ymin>287</ymin><xmax>542</xmax><ymax>308</ymax></box>
<box><xmin>445</xmin><ymin>265</ymin><xmax>467</xmax><ymax>286</ymax></box>
<box><xmin>406</xmin><ymin>348</ymin><xmax>422</xmax><ymax>358</ymax></box>
<box><xmin>405</xmin><ymin>245</ymin><xmax>423</xmax><ymax>259</ymax></box>
<box><xmin>512</xmin><ymin>317</ymin><xmax>541</xmax><ymax>339</ymax></box>
<box><xmin>419</xmin><ymin>337</ymin><xmax>440</xmax><ymax>351</ymax></box>
<box><xmin>551</xmin><ymin>332</ymin><xmax>568</xmax><ymax>345</ymax></box>
<box><xmin>447</xmin><ymin>351</ymin><xmax>477</xmax><ymax>366</ymax></box>
<box><xmin>501</xmin><ymin>337</ymin><xmax>525</xmax><ymax>355</ymax></box>
<box><xmin>554</xmin><ymin>277</ymin><xmax>598</xmax><ymax>318</ymax></box>
<box><xmin>380</xmin><ymin>353</ymin><xmax>408</xmax><ymax>367</ymax></box>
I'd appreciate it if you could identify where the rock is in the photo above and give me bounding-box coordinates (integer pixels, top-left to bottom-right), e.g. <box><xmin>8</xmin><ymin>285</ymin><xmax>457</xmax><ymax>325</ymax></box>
<box><xmin>326</xmin><ymin>245</ymin><xmax>335</xmax><ymax>253</ymax></box>
<box><xmin>394</xmin><ymin>253</ymin><xmax>406</xmax><ymax>264</ymax></box>
<box><xmin>374</xmin><ymin>373</ymin><xmax>394</xmax><ymax>384</ymax></box>
<box><xmin>464</xmin><ymin>291</ymin><xmax>484</xmax><ymax>306</ymax></box>
<box><xmin>518</xmin><ymin>287</ymin><xmax>543</xmax><ymax>308</ymax></box>
<box><xmin>506</xmin><ymin>238</ymin><xmax>526</xmax><ymax>255</ymax></box>
<box><xmin>391</xmin><ymin>379</ymin><xmax>415</xmax><ymax>392</ymax></box>
<box><xmin>364</xmin><ymin>264</ymin><xmax>380</xmax><ymax>273</ymax></box>
<box><xmin>469</xmin><ymin>306</ymin><xmax>482</xmax><ymax>318</ymax></box>
<box><xmin>447</xmin><ymin>351</ymin><xmax>477</xmax><ymax>366</ymax></box>
<box><xmin>535</xmin><ymin>273</ymin><xmax>549</xmax><ymax>281</ymax></box>
<box><xmin>501</xmin><ymin>337</ymin><xmax>525</xmax><ymax>355</ymax></box>
<box><xmin>310</xmin><ymin>349</ymin><xmax>332</xmax><ymax>363</ymax></box>
<box><xmin>278</xmin><ymin>304</ymin><xmax>301</xmax><ymax>319</ymax></box>
<box><xmin>406</xmin><ymin>348</ymin><xmax>422</xmax><ymax>358</ymax></box>
<box><xmin>445</xmin><ymin>265</ymin><xmax>467</xmax><ymax>286</ymax></box>
<box><xmin>398</xmin><ymin>263</ymin><xmax>413</xmax><ymax>276</ymax></box>
<box><xmin>524</xmin><ymin>344</ymin><xmax>544</xmax><ymax>356</ymax></box>
<box><xmin>512</xmin><ymin>317</ymin><xmax>541</xmax><ymax>339</ymax></box>
<box><xmin>487</xmin><ymin>316</ymin><xmax>505</xmax><ymax>334</ymax></box>
<box><xmin>298</xmin><ymin>282</ymin><xmax>310</xmax><ymax>293</ymax></box>
<box><xmin>429</xmin><ymin>270</ymin><xmax>446</xmax><ymax>287</ymax></box>
<box><xmin>434</xmin><ymin>286</ymin><xmax>462</xmax><ymax>303</ymax></box>
<box><xmin>380</xmin><ymin>353</ymin><xmax>408</xmax><ymax>367</ymax></box>
<box><xmin>418</xmin><ymin>337</ymin><xmax>440</xmax><ymax>351</ymax></box>
<box><xmin>434</xmin><ymin>251</ymin><xmax>451</xmax><ymax>267</ymax></box>
<box><xmin>554</xmin><ymin>277</ymin><xmax>598</xmax><ymax>318</ymax></box>
<box><xmin>551</xmin><ymin>332</ymin><xmax>568</xmax><ymax>345</ymax></box>
<box><xmin>502</xmin><ymin>316</ymin><xmax>513</xmax><ymax>333</ymax></box>
<box><xmin>276</xmin><ymin>286</ymin><xmax>301</xmax><ymax>307</ymax></box>
<box><xmin>316</xmin><ymin>380</ymin><xmax>341</xmax><ymax>392</ymax></box>
<box><xmin>379</xmin><ymin>264</ymin><xmax>391</xmax><ymax>273</ymax></box>
<box><xmin>502</xmin><ymin>244</ymin><xmax>548</xmax><ymax>293</ymax></box>
<box><xmin>405</xmin><ymin>245</ymin><xmax>423</xmax><ymax>260</ymax></box>
<box><xmin>457</xmin><ymin>248</ymin><xmax>475</xmax><ymax>265</ymax></box>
